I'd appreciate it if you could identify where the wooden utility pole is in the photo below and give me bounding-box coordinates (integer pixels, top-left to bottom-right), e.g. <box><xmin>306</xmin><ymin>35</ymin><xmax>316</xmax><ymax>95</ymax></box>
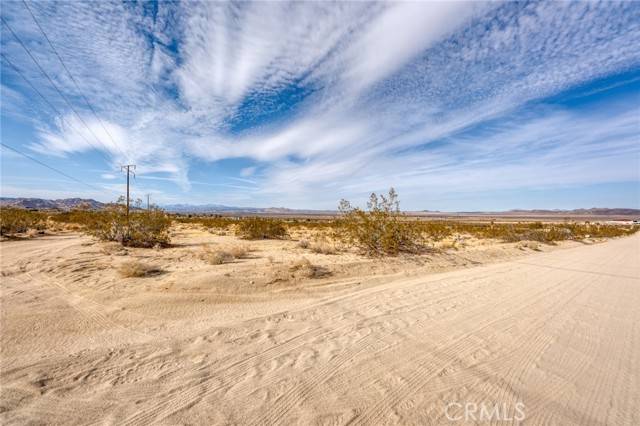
<box><xmin>120</xmin><ymin>164</ymin><xmax>136</xmax><ymax>220</ymax></box>
<box><xmin>146</xmin><ymin>193</ymin><xmax>151</xmax><ymax>211</ymax></box>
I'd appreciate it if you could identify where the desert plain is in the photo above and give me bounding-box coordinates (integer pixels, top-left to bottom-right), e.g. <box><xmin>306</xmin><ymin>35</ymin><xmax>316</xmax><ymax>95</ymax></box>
<box><xmin>1</xmin><ymin>223</ymin><xmax>639</xmax><ymax>425</ymax></box>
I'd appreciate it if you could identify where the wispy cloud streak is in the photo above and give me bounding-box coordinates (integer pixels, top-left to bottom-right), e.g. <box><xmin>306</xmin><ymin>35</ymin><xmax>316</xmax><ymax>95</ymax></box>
<box><xmin>1</xmin><ymin>1</ymin><xmax>639</xmax><ymax>207</ymax></box>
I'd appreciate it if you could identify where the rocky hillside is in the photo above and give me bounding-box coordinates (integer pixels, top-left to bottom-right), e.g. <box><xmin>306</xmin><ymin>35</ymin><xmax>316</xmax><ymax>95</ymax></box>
<box><xmin>0</xmin><ymin>198</ymin><xmax>105</xmax><ymax>210</ymax></box>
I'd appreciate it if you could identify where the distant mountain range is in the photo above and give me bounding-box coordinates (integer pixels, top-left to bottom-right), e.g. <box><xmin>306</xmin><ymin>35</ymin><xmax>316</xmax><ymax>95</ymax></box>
<box><xmin>507</xmin><ymin>208</ymin><xmax>640</xmax><ymax>216</ymax></box>
<box><xmin>0</xmin><ymin>197</ymin><xmax>106</xmax><ymax>210</ymax></box>
<box><xmin>420</xmin><ymin>208</ymin><xmax>640</xmax><ymax>216</ymax></box>
<box><xmin>1</xmin><ymin>197</ymin><xmax>638</xmax><ymax>217</ymax></box>
<box><xmin>161</xmin><ymin>203</ymin><xmax>335</xmax><ymax>215</ymax></box>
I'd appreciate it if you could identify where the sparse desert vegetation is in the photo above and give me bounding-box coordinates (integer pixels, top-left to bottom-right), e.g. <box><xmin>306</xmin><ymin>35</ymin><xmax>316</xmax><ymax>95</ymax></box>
<box><xmin>0</xmin><ymin>208</ymin><xmax>46</xmax><ymax>236</ymax></box>
<box><xmin>2</xmin><ymin>201</ymin><xmax>639</xmax><ymax>425</ymax></box>
<box><xmin>289</xmin><ymin>257</ymin><xmax>330</xmax><ymax>278</ymax></box>
<box><xmin>199</xmin><ymin>244</ymin><xmax>251</xmax><ymax>265</ymax></box>
<box><xmin>2</xmin><ymin>210</ymin><xmax>639</xmax><ymax>425</ymax></box>
<box><xmin>83</xmin><ymin>205</ymin><xmax>172</xmax><ymax>248</ymax></box>
<box><xmin>235</xmin><ymin>216</ymin><xmax>288</xmax><ymax>240</ymax></box>
<box><xmin>308</xmin><ymin>239</ymin><xmax>338</xmax><ymax>255</ymax></box>
<box><xmin>118</xmin><ymin>260</ymin><xmax>163</xmax><ymax>278</ymax></box>
<box><xmin>2</xmin><ymin>191</ymin><xmax>638</xmax><ymax>254</ymax></box>
<box><xmin>336</xmin><ymin>188</ymin><xmax>424</xmax><ymax>255</ymax></box>
<box><xmin>1</xmin><ymin>203</ymin><xmax>171</xmax><ymax>247</ymax></box>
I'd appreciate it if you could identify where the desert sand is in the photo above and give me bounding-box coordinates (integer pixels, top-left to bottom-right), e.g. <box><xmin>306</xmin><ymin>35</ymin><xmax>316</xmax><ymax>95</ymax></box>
<box><xmin>1</xmin><ymin>228</ymin><xmax>639</xmax><ymax>425</ymax></box>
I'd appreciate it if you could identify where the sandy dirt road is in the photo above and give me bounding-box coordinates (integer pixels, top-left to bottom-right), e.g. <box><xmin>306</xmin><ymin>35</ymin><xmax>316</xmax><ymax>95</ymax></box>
<box><xmin>1</xmin><ymin>234</ymin><xmax>639</xmax><ymax>425</ymax></box>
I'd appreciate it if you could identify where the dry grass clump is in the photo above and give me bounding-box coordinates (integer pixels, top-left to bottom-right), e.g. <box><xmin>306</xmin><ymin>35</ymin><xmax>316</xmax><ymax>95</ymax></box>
<box><xmin>268</xmin><ymin>257</ymin><xmax>331</xmax><ymax>283</ymax></box>
<box><xmin>235</xmin><ymin>217</ymin><xmax>288</xmax><ymax>240</ymax></box>
<box><xmin>200</xmin><ymin>244</ymin><xmax>251</xmax><ymax>265</ymax></box>
<box><xmin>229</xmin><ymin>245</ymin><xmax>250</xmax><ymax>259</ymax></box>
<box><xmin>518</xmin><ymin>241</ymin><xmax>541</xmax><ymax>251</ymax></box>
<box><xmin>309</xmin><ymin>240</ymin><xmax>337</xmax><ymax>255</ymax></box>
<box><xmin>207</xmin><ymin>251</ymin><xmax>234</xmax><ymax>265</ymax></box>
<box><xmin>118</xmin><ymin>260</ymin><xmax>163</xmax><ymax>278</ymax></box>
<box><xmin>439</xmin><ymin>240</ymin><xmax>459</xmax><ymax>251</ymax></box>
<box><xmin>101</xmin><ymin>242</ymin><xmax>129</xmax><ymax>256</ymax></box>
<box><xmin>298</xmin><ymin>239</ymin><xmax>310</xmax><ymax>249</ymax></box>
<box><xmin>289</xmin><ymin>257</ymin><xmax>330</xmax><ymax>279</ymax></box>
<box><xmin>0</xmin><ymin>208</ymin><xmax>47</xmax><ymax>236</ymax></box>
<box><xmin>298</xmin><ymin>237</ymin><xmax>337</xmax><ymax>254</ymax></box>
<box><xmin>201</xmin><ymin>245</ymin><xmax>234</xmax><ymax>265</ymax></box>
<box><xmin>336</xmin><ymin>188</ymin><xmax>424</xmax><ymax>256</ymax></box>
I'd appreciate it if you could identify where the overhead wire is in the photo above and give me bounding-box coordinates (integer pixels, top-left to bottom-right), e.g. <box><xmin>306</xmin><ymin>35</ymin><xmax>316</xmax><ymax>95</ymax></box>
<box><xmin>0</xmin><ymin>52</ymin><xmax>113</xmax><ymax>165</ymax></box>
<box><xmin>20</xmin><ymin>0</ymin><xmax>130</xmax><ymax>162</ymax></box>
<box><xmin>1</xmin><ymin>16</ymin><xmax>121</xmax><ymax>163</ymax></box>
<box><xmin>1</xmin><ymin>142</ymin><xmax>105</xmax><ymax>192</ymax></box>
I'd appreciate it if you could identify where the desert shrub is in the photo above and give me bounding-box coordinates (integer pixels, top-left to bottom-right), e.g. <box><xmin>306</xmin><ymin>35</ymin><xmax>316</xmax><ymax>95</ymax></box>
<box><xmin>49</xmin><ymin>209</ymin><xmax>99</xmax><ymax>226</ymax></box>
<box><xmin>298</xmin><ymin>239</ymin><xmax>310</xmax><ymax>249</ymax></box>
<box><xmin>175</xmin><ymin>215</ymin><xmax>235</xmax><ymax>230</ymax></box>
<box><xmin>228</xmin><ymin>245</ymin><xmax>250</xmax><ymax>259</ymax></box>
<box><xmin>518</xmin><ymin>241</ymin><xmax>541</xmax><ymax>251</ymax></box>
<box><xmin>200</xmin><ymin>244</ymin><xmax>239</xmax><ymax>265</ymax></box>
<box><xmin>416</xmin><ymin>221</ymin><xmax>453</xmax><ymax>241</ymax></box>
<box><xmin>309</xmin><ymin>240</ymin><xmax>337</xmax><ymax>255</ymax></box>
<box><xmin>0</xmin><ymin>208</ymin><xmax>47</xmax><ymax>236</ymax></box>
<box><xmin>84</xmin><ymin>205</ymin><xmax>171</xmax><ymax>248</ymax></box>
<box><xmin>118</xmin><ymin>261</ymin><xmax>162</xmax><ymax>277</ymax></box>
<box><xmin>235</xmin><ymin>217</ymin><xmax>287</xmax><ymax>240</ymax></box>
<box><xmin>336</xmin><ymin>188</ymin><xmax>423</xmax><ymax>256</ymax></box>
<box><xmin>204</xmin><ymin>250</ymin><xmax>234</xmax><ymax>265</ymax></box>
<box><xmin>287</xmin><ymin>218</ymin><xmax>336</xmax><ymax>231</ymax></box>
<box><xmin>289</xmin><ymin>257</ymin><xmax>330</xmax><ymax>278</ymax></box>
<box><xmin>413</xmin><ymin>220</ymin><xmax>638</xmax><ymax>244</ymax></box>
<box><xmin>565</xmin><ymin>222</ymin><xmax>637</xmax><ymax>239</ymax></box>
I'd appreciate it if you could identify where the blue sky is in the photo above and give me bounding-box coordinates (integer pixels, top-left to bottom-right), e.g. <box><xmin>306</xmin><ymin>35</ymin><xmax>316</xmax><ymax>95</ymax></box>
<box><xmin>1</xmin><ymin>1</ymin><xmax>639</xmax><ymax>210</ymax></box>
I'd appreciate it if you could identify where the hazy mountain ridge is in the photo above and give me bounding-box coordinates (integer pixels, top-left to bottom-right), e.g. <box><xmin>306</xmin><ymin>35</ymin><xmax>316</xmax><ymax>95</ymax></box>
<box><xmin>452</xmin><ymin>208</ymin><xmax>640</xmax><ymax>216</ymax></box>
<box><xmin>1</xmin><ymin>198</ymin><xmax>637</xmax><ymax>216</ymax></box>
<box><xmin>0</xmin><ymin>197</ymin><xmax>106</xmax><ymax>210</ymax></box>
<box><xmin>162</xmin><ymin>203</ymin><xmax>334</xmax><ymax>215</ymax></box>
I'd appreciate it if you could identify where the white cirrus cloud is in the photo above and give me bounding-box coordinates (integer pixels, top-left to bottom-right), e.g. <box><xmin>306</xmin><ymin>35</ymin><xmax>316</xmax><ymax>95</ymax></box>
<box><xmin>1</xmin><ymin>0</ymin><xmax>639</xmax><ymax>208</ymax></box>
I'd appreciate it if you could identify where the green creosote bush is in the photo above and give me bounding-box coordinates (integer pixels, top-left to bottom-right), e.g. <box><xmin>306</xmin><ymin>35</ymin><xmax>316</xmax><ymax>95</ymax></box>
<box><xmin>83</xmin><ymin>199</ymin><xmax>171</xmax><ymax>248</ymax></box>
<box><xmin>0</xmin><ymin>208</ymin><xmax>47</xmax><ymax>236</ymax></box>
<box><xmin>336</xmin><ymin>188</ymin><xmax>424</xmax><ymax>256</ymax></box>
<box><xmin>235</xmin><ymin>217</ymin><xmax>288</xmax><ymax>240</ymax></box>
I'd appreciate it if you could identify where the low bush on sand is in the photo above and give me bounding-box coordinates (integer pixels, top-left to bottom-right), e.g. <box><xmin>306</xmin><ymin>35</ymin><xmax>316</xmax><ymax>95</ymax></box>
<box><xmin>289</xmin><ymin>257</ymin><xmax>331</xmax><ymax>279</ymax></box>
<box><xmin>413</xmin><ymin>220</ymin><xmax>638</xmax><ymax>244</ymax></box>
<box><xmin>228</xmin><ymin>245</ymin><xmax>250</xmax><ymax>259</ymax></box>
<box><xmin>46</xmin><ymin>202</ymin><xmax>172</xmax><ymax>248</ymax></box>
<box><xmin>206</xmin><ymin>250</ymin><xmax>234</xmax><ymax>265</ymax></box>
<box><xmin>336</xmin><ymin>188</ymin><xmax>423</xmax><ymax>256</ymax></box>
<box><xmin>200</xmin><ymin>244</ymin><xmax>252</xmax><ymax>265</ymax></box>
<box><xmin>235</xmin><ymin>217</ymin><xmax>288</xmax><ymax>240</ymax></box>
<box><xmin>175</xmin><ymin>216</ymin><xmax>235</xmax><ymax>230</ymax></box>
<box><xmin>0</xmin><ymin>208</ymin><xmax>47</xmax><ymax>236</ymax></box>
<box><xmin>118</xmin><ymin>260</ymin><xmax>163</xmax><ymax>277</ymax></box>
<box><xmin>84</xmin><ymin>205</ymin><xmax>172</xmax><ymax>248</ymax></box>
<box><xmin>298</xmin><ymin>239</ymin><xmax>310</xmax><ymax>249</ymax></box>
<box><xmin>309</xmin><ymin>240</ymin><xmax>337</xmax><ymax>255</ymax></box>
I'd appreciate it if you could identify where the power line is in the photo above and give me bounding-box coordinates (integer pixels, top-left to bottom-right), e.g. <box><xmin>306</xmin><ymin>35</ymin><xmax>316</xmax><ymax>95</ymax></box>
<box><xmin>0</xmin><ymin>142</ymin><xmax>104</xmax><ymax>192</ymax></box>
<box><xmin>0</xmin><ymin>52</ymin><xmax>113</xmax><ymax>164</ymax></box>
<box><xmin>1</xmin><ymin>16</ymin><xmax>118</xmax><ymax>161</ymax></box>
<box><xmin>22</xmin><ymin>0</ymin><xmax>165</xmax><ymax>119</ymax></box>
<box><xmin>20</xmin><ymin>0</ymin><xmax>129</xmax><ymax>162</ymax></box>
